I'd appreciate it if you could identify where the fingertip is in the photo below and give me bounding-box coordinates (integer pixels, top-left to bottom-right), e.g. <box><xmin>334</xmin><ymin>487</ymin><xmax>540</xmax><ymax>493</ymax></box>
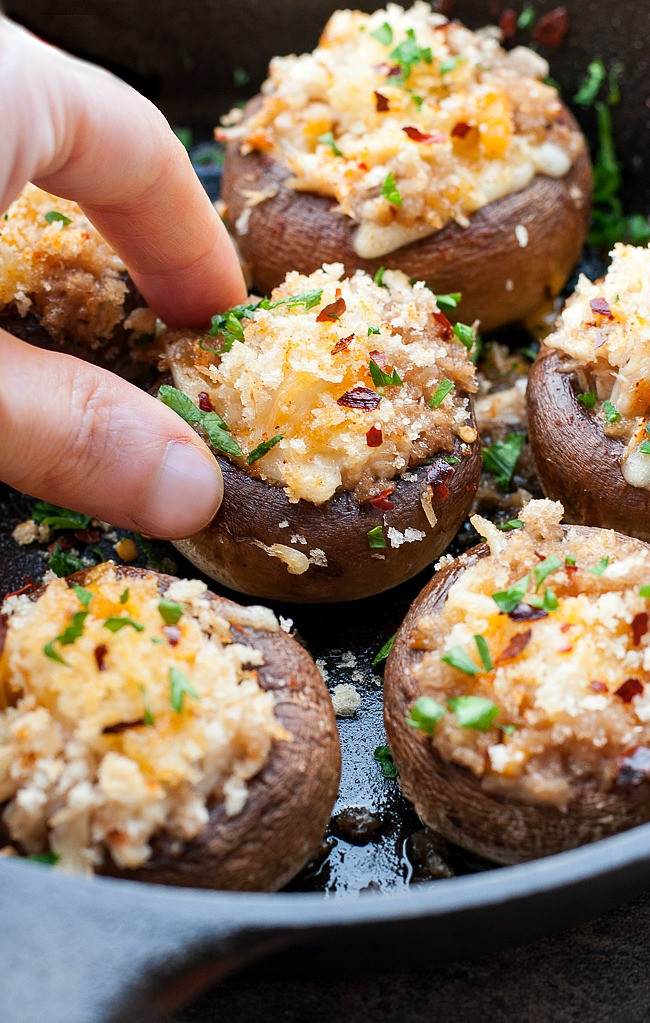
<box><xmin>132</xmin><ymin>438</ymin><xmax>224</xmax><ymax>540</ymax></box>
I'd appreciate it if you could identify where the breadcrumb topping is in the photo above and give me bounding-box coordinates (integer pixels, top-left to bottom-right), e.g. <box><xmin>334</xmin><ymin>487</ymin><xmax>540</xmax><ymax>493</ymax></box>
<box><xmin>0</xmin><ymin>564</ymin><xmax>284</xmax><ymax>873</ymax></box>
<box><xmin>226</xmin><ymin>3</ymin><xmax>582</xmax><ymax>258</ymax></box>
<box><xmin>410</xmin><ymin>499</ymin><xmax>650</xmax><ymax>808</ymax></box>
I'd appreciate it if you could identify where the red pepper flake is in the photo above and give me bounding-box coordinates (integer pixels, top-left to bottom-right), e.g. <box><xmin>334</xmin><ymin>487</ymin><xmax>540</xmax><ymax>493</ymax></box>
<box><xmin>3</xmin><ymin>579</ymin><xmax>36</xmax><ymax>600</ymax></box>
<box><xmin>433</xmin><ymin>311</ymin><xmax>454</xmax><ymax>340</ymax></box>
<box><xmin>367</xmin><ymin>487</ymin><xmax>395</xmax><ymax>511</ymax></box>
<box><xmin>331</xmin><ymin>333</ymin><xmax>355</xmax><ymax>354</ymax></box>
<box><xmin>615</xmin><ymin>678</ymin><xmax>644</xmax><ymax>704</ymax></box>
<box><xmin>500</xmin><ymin>629</ymin><xmax>532</xmax><ymax>662</ymax></box>
<box><xmin>369</xmin><ymin>349</ymin><xmax>388</xmax><ymax>369</ymax></box>
<box><xmin>451</xmin><ymin>121</ymin><xmax>473</xmax><ymax>139</ymax></box>
<box><xmin>594</xmin><ymin>329</ymin><xmax>606</xmax><ymax>350</ymax></box>
<box><xmin>386</xmin><ymin>65</ymin><xmax>403</xmax><ymax>78</ymax></box>
<box><xmin>590</xmin><ymin>680</ymin><xmax>608</xmax><ymax>693</ymax></box>
<box><xmin>74</xmin><ymin>528</ymin><xmax>101</xmax><ymax>545</ymax></box>
<box><xmin>358</xmin><ymin>162</ymin><xmax>368</xmax><ymax>170</ymax></box>
<box><xmin>402</xmin><ymin>126</ymin><xmax>446</xmax><ymax>144</ymax></box>
<box><xmin>617</xmin><ymin>746</ymin><xmax>650</xmax><ymax>789</ymax></box>
<box><xmin>0</xmin><ymin>612</ymin><xmax>7</xmax><ymax>656</ymax></box>
<box><xmin>198</xmin><ymin>391</ymin><xmax>215</xmax><ymax>413</ymax></box>
<box><xmin>589</xmin><ymin>297</ymin><xmax>613</xmax><ymax>318</ymax></box>
<box><xmin>317</xmin><ymin>296</ymin><xmax>346</xmax><ymax>322</ymax></box>
<box><xmin>532</xmin><ymin>7</ymin><xmax>569</xmax><ymax>47</ymax></box>
<box><xmin>162</xmin><ymin>624</ymin><xmax>182</xmax><ymax>646</ymax></box>
<box><xmin>366</xmin><ymin>426</ymin><xmax>383</xmax><ymax>448</ymax></box>
<box><xmin>499</xmin><ymin>8</ymin><xmax>517</xmax><ymax>39</ymax></box>
<box><xmin>374</xmin><ymin>91</ymin><xmax>390</xmax><ymax>112</ymax></box>
<box><xmin>94</xmin><ymin>644</ymin><xmax>108</xmax><ymax>671</ymax></box>
<box><xmin>558</xmin><ymin>644</ymin><xmax>573</xmax><ymax>653</ymax></box>
<box><xmin>560</xmin><ymin>623</ymin><xmax>572</xmax><ymax>633</ymax></box>
<box><xmin>102</xmin><ymin>717</ymin><xmax>146</xmax><ymax>735</ymax></box>
<box><xmin>425</xmin><ymin>460</ymin><xmax>455</xmax><ymax>499</ymax></box>
<box><xmin>564</xmin><ymin>564</ymin><xmax>578</xmax><ymax>577</ymax></box>
<box><xmin>632</xmin><ymin>612</ymin><xmax>649</xmax><ymax>646</ymax></box>
<box><xmin>509</xmin><ymin>604</ymin><xmax>548</xmax><ymax>622</ymax></box>
<box><xmin>337</xmin><ymin>387</ymin><xmax>381</xmax><ymax>410</ymax></box>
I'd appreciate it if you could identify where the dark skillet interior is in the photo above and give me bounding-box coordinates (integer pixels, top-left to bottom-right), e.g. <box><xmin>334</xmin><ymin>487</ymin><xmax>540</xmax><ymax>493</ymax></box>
<box><xmin>1</xmin><ymin>0</ymin><xmax>650</xmax><ymax>1018</ymax></box>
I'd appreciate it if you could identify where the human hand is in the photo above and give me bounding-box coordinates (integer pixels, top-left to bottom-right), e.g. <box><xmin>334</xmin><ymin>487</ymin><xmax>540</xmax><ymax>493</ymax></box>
<box><xmin>0</xmin><ymin>17</ymin><xmax>247</xmax><ymax>538</ymax></box>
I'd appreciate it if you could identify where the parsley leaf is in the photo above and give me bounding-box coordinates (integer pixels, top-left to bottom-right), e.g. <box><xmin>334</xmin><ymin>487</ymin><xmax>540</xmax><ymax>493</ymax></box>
<box><xmin>429</xmin><ymin>378</ymin><xmax>455</xmax><ymax>408</ymax></box>
<box><xmin>441</xmin><ymin>645</ymin><xmax>480</xmax><ymax>676</ymax></box>
<box><xmin>369</xmin><ymin>359</ymin><xmax>403</xmax><ymax>388</ymax></box>
<box><xmin>435</xmin><ymin>292</ymin><xmax>462</xmax><ymax>312</ymax></box>
<box><xmin>440</xmin><ymin>56</ymin><xmax>462</xmax><ymax>74</ymax></box>
<box><xmin>318</xmin><ymin>132</ymin><xmax>343</xmax><ymax>157</ymax></box>
<box><xmin>32</xmin><ymin>502</ymin><xmax>91</xmax><ymax>531</ymax></box>
<box><xmin>374</xmin><ymin>267</ymin><xmax>386</xmax><ymax>287</ymax></box>
<box><xmin>499</xmin><ymin>519</ymin><xmax>524</xmax><ymax>531</ymax></box>
<box><xmin>474</xmin><ymin>635</ymin><xmax>493</xmax><ymax>672</ymax></box>
<box><xmin>247</xmin><ymin>435</ymin><xmax>284</xmax><ymax>464</ymax></box>
<box><xmin>367</xmin><ymin>525</ymin><xmax>387</xmax><ymax>549</ymax></box>
<box><xmin>72</xmin><ymin>584</ymin><xmax>93</xmax><ymax>608</ymax></box>
<box><xmin>517</xmin><ymin>5</ymin><xmax>536</xmax><ymax>28</ymax></box>
<box><xmin>158</xmin><ymin>600</ymin><xmax>184</xmax><ymax>625</ymax></box>
<box><xmin>140</xmin><ymin>685</ymin><xmax>155</xmax><ymax>726</ymax></box>
<box><xmin>491</xmin><ymin>574</ymin><xmax>530</xmax><ymax>614</ymax></box>
<box><xmin>534</xmin><ymin>554</ymin><xmax>562</xmax><ymax>590</ymax></box>
<box><xmin>373</xmin><ymin>744</ymin><xmax>398</xmax><ymax>778</ymax></box>
<box><xmin>382</xmin><ymin>171</ymin><xmax>402</xmax><ymax>206</ymax></box>
<box><xmin>159</xmin><ymin>385</ymin><xmax>243</xmax><ymax>458</ymax></box>
<box><xmin>406</xmin><ymin>695</ymin><xmax>446</xmax><ymax>734</ymax></box>
<box><xmin>577</xmin><ymin>391</ymin><xmax>597</xmax><ymax>409</ymax></box>
<box><xmin>453</xmin><ymin>322</ymin><xmax>475</xmax><ymax>350</ymax></box>
<box><xmin>48</xmin><ymin>544</ymin><xmax>86</xmax><ymax>578</ymax></box>
<box><xmin>104</xmin><ymin>616</ymin><xmax>145</xmax><ymax>633</ymax></box>
<box><xmin>44</xmin><ymin>210</ymin><xmax>71</xmax><ymax>226</ymax></box>
<box><xmin>371</xmin><ymin>21</ymin><xmax>393</xmax><ymax>46</ymax></box>
<box><xmin>372</xmin><ymin>633</ymin><xmax>395</xmax><ymax>666</ymax></box>
<box><xmin>389</xmin><ymin>28</ymin><xmax>432</xmax><ymax>84</ymax></box>
<box><xmin>589</xmin><ymin>557</ymin><xmax>610</xmax><ymax>575</ymax></box>
<box><xmin>482</xmin><ymin>433</ymin><xmax>525</xmax><ymax>489</ymax></box>
<box><xmin>27</xmin><ymin>851</ymin><xmax>61</xmax><ymax>866</ymax></box>
<box><xmin>574</xmin><ymin>58</ymin><xmax>607</xmax><ymax>106</ymax></box>
<box><xmin>448</xmin><ymin>696</ymin><xmax>499</xmax><ymax>730</ymax></box>
<box><xmin>603</xmin><ymin>400</ymin><xmax>621</xmax><ymax>422</ymax></box>
<box><xmin>170</xmin><ymin>666</ymin><xmax>200</xmax><ymax>713</ymax></box>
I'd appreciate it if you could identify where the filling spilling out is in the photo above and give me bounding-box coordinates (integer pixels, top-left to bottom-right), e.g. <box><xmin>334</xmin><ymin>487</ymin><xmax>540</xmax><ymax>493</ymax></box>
<box><xmin>223</xmin><ymin>1</ymin><xmax>584</xmax><ymax>257</ymax></box>
<box><xmin>408</xmin><ymin>499</ymin><xmax>650</xmax><ymax>809</ymax></box>
<box><xmin>0</xmin><ymin>564</ymin><xmax>285</xmax><ymax>873</ymax></box>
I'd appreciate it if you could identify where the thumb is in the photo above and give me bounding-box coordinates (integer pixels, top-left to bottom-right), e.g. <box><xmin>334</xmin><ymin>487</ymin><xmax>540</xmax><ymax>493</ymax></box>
<box><xmin>0</xmin><ymin>329</ymin><xmax>222</xmax><ymax>539</ymax></box>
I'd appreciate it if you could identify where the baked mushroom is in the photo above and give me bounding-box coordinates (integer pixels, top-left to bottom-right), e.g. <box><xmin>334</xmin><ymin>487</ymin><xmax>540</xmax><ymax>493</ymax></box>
<box><xmin>220</xmin><ymin>3</ymin><xmax>592</xmax><ymax>331</ymax></box>
<box><xmin>161</xmin><ymin>263</ymin><xmax>482</xmax><ymax>602</ymax></box>
<box><xmin>0</xmin><ymin>562</ymin><xmax>340</xmax><ymax>890</ymax></box>
<box><xmin>384</xmin><ymin>498</ymin><xmax>650</xmax><ymax>864</ymax></box>
<box><xmin>0</xmin><ymin>184</ymin><xmax>151</xmax><ymax>380</ymax></box>
<box><xmin>528</xmin><ymin>243</ymin><xmax>650</xmax><ymax>540</ymax></box>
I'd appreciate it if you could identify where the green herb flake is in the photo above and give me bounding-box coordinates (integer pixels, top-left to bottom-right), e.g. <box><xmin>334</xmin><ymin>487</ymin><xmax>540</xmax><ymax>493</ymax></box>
<box><xmin>501</xmin><ymin>724</ymin><xmax>518</xmax><ymax>735</ymax></box>
<box><xmin>368</xmin><ymin>325</ymin><xmax>381</xmax><ymax>335</ymax></box>
<box><xmin>373</xmin><ymin>744</ymin><xmax>398</xmax><ymax>779</ymax></box>
<box><xmin>119</xmin><ymin>588</ymin><xmax>129</xmax><ymax>605</ymax></box>
<box><xmin>534</xmin><ymin>554</ymin><xmax>562</xmax><ymax>591</ymax></box>
<box><xmin>474</xmin><ymin>635</ymin><xmax>493</xmax><ymax>672</ymax></box>
<box><xmin>528</xmin><ymin>587</ymin><xmax>559</xmax><ymax>612</ymax></box>
<box><xmin>389</xmin><ymin>28</ymin><xmax>432</xmax><ymax>85</ymax></box>
<box><xmin>170</xmin><ymin>666</ymin><xmax>200</xmax><ymax>713</ymax></box>
<box><xmin>44</xmin><ymin>210</ymin><xmax>72</xmax><ymax>227</ymax></box>
<box><xmin>453</xmin><ymin>322</ymin><xmax>475</xmax><ymax>351</ymax></box>
<box><xmin>441</xmin><ymin>645</ymin><xmax>480</xmax><ymax>676</ymax></box>
<box><xmin>48</xmin><ymin>544</ymin><xmax>86</xmax><ymax>579</ymax></box>
<box><xmin>140</xmin><ymin>685</ymin><xmax>155</xmax><ymax>726</ymax></box>
<box><xmin>370</xmin><ymin>21</ymin><xmax>393</xmax><ymax>46</ymax></box>
<box><xmin>381</xmin><ymin>171</ymin><xmax>402</xmax><ymax>206</ymax></box>
<box><xmin>32</xmin><ymin>502</ymin><xmax>91</xmax><ymax>531</ymax></box>
<box><xmin>517</xmin><ymin>5</ymin><xmax>536</xmax><ymax>28</ymax></box>
<box><xmin>367</xmin><ymin>525</ymin><xmax>387</xmax><ymax>549</ymax></box>
<box><xmin>369</xmin><ymin>359</ymin><xmax>403</xmax><ymax>388</ymax></box>
<box><xmin>574</xmin><ymin>58</ymin><xmax>607</xmax><ymax>106</ymax></box>
<box><xmin>44</xmin><ymin>641</ymin><xmax>67</xmax><ymax>666</ymax></box>
<box><xmin>159</xmin><ymin>384</ymin><xmax>243</xmax><ymax>458</ymax></box>
<box><xmin>27</xmin><ymin>851</ymin><xmax>61</xmax><ymax>866</ymax></box>
<box><xmin>565</xmin><ymin>554</ymin><xmax>576</xmax><ymax>566</ymax></box>
<box><xmin>435</xmin><ymin>292</ymin><xmax>462</xmax><ymax>312</ymax></box>
<box><xmin>233</xmin><ymin>66</ymin><xmax>250</xmax><ymax>87</ymax></box>
<box><xmin>482</xmin><ymin>433</ymin><xmax>526</xmax><ymax>490</ymax></box>
<box><xmin>491</xmin><ymin>574</ymin><xmax>530</xmax><ymax>614</ymax></box>
<box><xmin>603</xmin><ymin>399</ymin><xmax>621</xmax><ymax>422</ymax></box>
<box><xmin>429</xmin><ymin>378</ymin><xmax>455</xmax><ymax>409</ymax></box>
<box><xmin>448</xmin><ymin>695</ymin><xmax>499</xmax><ymax>731</ymax></box>
<box><xmin>104</xmin><ymin>616</ymin><xmax>145</xmax><ymax>633</ymax></box>
<box><xmin>589</xmin><ymin>557</ymin><xmax>610</xmax><ymax>575</ymax></box>
<box><xmin>158</xmin><ymin>600</ymin><xmax>184</xmax><ymax>626</ymax></box>
<box><xmin>318</xmin><ymin>132</ymin><xmax>343</xmax><ymax>157</ymax></box>
<box><xmin>173</xmin><ymin>127</ymin><xmax>193</xmax><ymax>149</ymax></box>
<box><xmin>374</xmin><ymin>267</ymin><xmax>386</xmax><ymax>287</ymax></box>
<box><xmin>440</xmin><ymin>56</ymin><xmax>462</xmax><ymax>74</ymax></box>
<box><xmin>640</xmin><ymin>585</ymin><xmax>650</xmax><ymax>599</ymax></box>
<box><xmin>406</xmin><ymin>695</ymin><xmax>446</xmax><ymax>734</ymax></box>
<box><xmin>372</xmin><ymin>633</ymin><xmax>395</xmax><ymax>666</ymax></box>
<box><xmin>72</xmin><ymin>584</ymin><xmax>93</xmax><ymax>608</ymax></box>
<box><xmin>440</xmin><ymin>455</ymin><xmax>461</xmax><ymax>465</ymax></box>
<box><xmin>577</xmin><ymin>391</ymin><xmax>597</xmax><ymax>409</ymax></box>
<box><xmin>499</xmin><ymin>519</ymin><xmax>524</xmax><ymax>531</ymax></box>
<box><xmin>640</xmin><ymin>440</ymin><xmax>650</xmax><ymax>455</ymax></box>
<box><xmin>247</xmin><ymin>434</ymin><xmax>284</xmax><ymax>464</ymax></box>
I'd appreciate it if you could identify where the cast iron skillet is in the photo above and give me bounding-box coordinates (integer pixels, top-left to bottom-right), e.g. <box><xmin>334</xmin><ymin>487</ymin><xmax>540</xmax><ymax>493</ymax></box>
<box><xmin>1</xmin><ymin>1</ymin><xmax>650</xmax><ymax>1020</ymax></box>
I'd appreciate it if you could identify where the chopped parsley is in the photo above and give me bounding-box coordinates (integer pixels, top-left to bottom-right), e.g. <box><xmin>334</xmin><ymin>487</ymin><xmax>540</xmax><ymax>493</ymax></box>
<box><xmin>318</xmin><ymin>132</ymin><xmax>343</xmax><ymax>157</ymax></box>
<box><xmin>104</xmin><ymin>616</ymin><xmax>145</xmax><ymax>633</ymax></box>
<box><xmin>534</xmin><ymin>554</ymin><xmax>562</xmax><ymax>590</ymax></box>
<box><xmin>589</xmin><ymin>556</ymin><xmax>610</xmax><ymax>575</ymax></box>
<box><xmin>499</xmin><ymin>519</ymin><xmax>524</xmax><ymax>531</ymax></box>
<box><xmin>429</xmin><ymin>378</ymin><xmax>455</xmax><ymax>409</ymax></box>
<box><xmin>640</xmin><ymin>437</ymin><xmax>650</xmax><ymax>455</ymax></box>
<box><xmin>159</xmin><ymin>384</ymin><xmax>243</xmax><ymax>458</ymax></box>
<box><xmin>369</xmin><ymin>359</ymin><xmax>403</xmax><ymax>388</ymax></box>
<box><xmin>44</xmin><ymin>607</ymin><xmax>89</xmax><ymax>665</ymax></box>
<box><xmin>72</xmin><ymin>584</ymin><xmax>93</xmax><ymax>608</ymax></box>
<box><xmin>574</xmin><ymin>58</ymin><xmax>607</xmax><ymax>106</ymax></box>
<box><xmin>44</xmin><ymin>210</ymin><xmax>71</xmax><ymax>226</ymax></box>
<box><xmin>590</xmin><ymin>97</ymin><xmax>650</xmax><ymax>246</ymax></box>
<box><xmin>491</xmin><ymin>574</ymin><xmax>530</xmax><ymax>614</ymax></box>
<box><xmin>640</xmin><ymin>585</ymin><xmax>650</xmax><ymax>599</ymax></box>
<box><xmin>368</xmin><ymin>325</ymin><xmax>381</xmax><ymax>335</ymax></box>
<box><xmin>374</xmin><ymin>267</ymin><xmax>386</xmax><ymax>287</ymax></box>
<box><xmin>448</xmin><ymin>695</ymin><xmax>499</xmax><ymax>731</ymax></box>
<box><xmin>565</xmin><ymin>554</ymin><xmax>577</xmax><ymax>566</ymax></box>
<box><xmin>48</xmin><ymin>544</ymin><xmax>86</xmax><ymax>578</ymax></box>
<box><xmin>373</xmin><ymin>744</ymin><xmax>398</xmax><ymax>779</ymax></box>
<box><xmin>529</xmin><ymin>587</ymin><xmax>559</xmax><ymax>612</ymax></box>
<box><xmin>158</xmin><ymin>599</ymin><xmax>184</xmax><ymax>625</ymax></box>
<box><xmin>482</xmin><ymin>433</ymin><xmax>525</xmax><ymax>490</ymax></box>
<box><xmin>577</xmin><ymin>391</ymin><xmax>596</xmax><ymax>409</ymax></box>
<box><xmin>389</xmin><ymin>28</ymin><xmax>432</xmax><ymax>85</ymax></box>
<box><xmin>247</xmin><ymin>434</ymin><xmax>284</xmax><ymax>464</ymax></box>
<box><xmin>367</xmin><ymin>525</ymin><xmax>387</xmax><ymax>549</ymax></box>
<box><xmin>603</xmin><ymin>400</ymin><xmax>621</xmax><ymax>422</ymax></box>
<box><xmin>140</xmin><ymin>685</ymin><xmax>155</xmax><ymax>726</ymax></box>
<box><xmin>169</xmin><ymin>666</ymin><xmax>200</xmax><ymax>713</ymax></box>
<box><xmin>441</xmin><ymin>645</ymin><xmax>480</xmax><ymax>676</ymax></box>
<box><xmin>44</xmin><ymin>642</ymin><xmax>67</xmax><ymax>666</ymax></box>
<box><xmin>439</xmin><ymin>56</ymin><xmax>462</xmax><ymax>74</ymax></box>
<box><xmin>372</xmin><ymin>633</ymin><xmax>395</xmax><ymax>666</ymax></box>
<box><xmin>517</xmin><ymin>5</ymin><xmax>536</xmax><ymax>28</ymax></box>
<box><xmin>119</xmin><ymin>588</ymin><xmax>129</xmax><ymax>605</ymax></box>
<box><xmin>371</xmin><ymin>22</ymin><xmax>393</xmax><ymax>46</ymax></box>
<box><xmin>27</xmin><ymin>852</ymin><xmax>61</xmax><ymax>866</ymax></box>
<box><xmin>406</xmin><ymin>695</ymin><xmax>446</xmax><ymax>734</ymax></box>
<box><xmin>32</xmin><ymin>502</ymin><xmax>91</xmax><ymax>531</ymax></box>
<box><xmin>205</xmin><ymin>290</ymin><xmax>324</xmax><ymax>354</ymax></box>
<box><xmin>435</xmin><ymin>292</ymin><xmax>462</xmax><ymax>312</ymax></box>
<box><xmin>474</xmin><ymin>635</ymin><xmax>493</xmax><ymax>672</ymax></box>
<box><xmin>382</xmin><ymin>171</ymin><xmax>402</xmax><ymax>206</ymax></box>
<box><xmin>453</xmin><ymin>322</ymin><xmax>474</xmax><ymax>350</ymax></box>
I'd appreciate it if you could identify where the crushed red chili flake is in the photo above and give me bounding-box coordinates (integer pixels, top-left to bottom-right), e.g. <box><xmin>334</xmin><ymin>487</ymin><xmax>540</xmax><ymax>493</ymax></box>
<box><xmin>590</xmin><ymin>680</ymin><xmax>608</xmax><ymax>693</ymax></box>
<box><xmin>387</xmin><ymin>65</ymin><xmax>402</xmax><ymax>78</ymax></box>
<box><xmin>402</xmin><ymin>126</ymin><xmax>446</xmax><ymax>144</ymax></box>
<box><xmin>374</xmin><ymin>91</ymin><xmax>390</xmax><ymax>112</ymax></box>
<box><xmin>198</xmin><ymin>391</ymin><xmax>215</xmax><ymax>413</ymax></box>
<box><xmin>557</xmin><ymin>644</ymin><xmax>573</xmax><ymax>653</ymax></box>
<box><xmin>358</xmin><ymin>161</ymin><xmax>368</xmax><ymax>170</ymax></box>
<box><xmin>369</xmin><ymin>349</ymin><xmax>388</xmax><ymax>369</ymax></box>
<box><xmin>0</xmin><ymin>612</ymin><xmax>7</xmax><ymax>656</ymax></box>
<box><xmin>366</xmin><ymin>487</ymin><xmax>395</xmax><ymax>511</ymax></box>
<box><xmin>564</xmin><ymin>564</ymin><xmax>578</xmax><ymax>577</ymax></box>
<box><xmin>632</xmin><ymin>612</ymin><xmax>649</xmax><ymax>646</ymax></box>
<box><xmin>162</xmin><ymin>624</ymin><xmax>182</xmax><ymax>646</ymax></box>
<box><xmin>3</xmin><ymin>579</ymin><xmax>36</xmax><ymax>600</ymax></box>
<box><xmin>616</xmin><ymin>746</ymin><xmax>650</xmax><ymax>789</ymax></box>
<box><xmin>337</xmin><ymin>386</ymin><xmax>381</xmax><ymax>410</ymax></box>
<box><xmin>331</xmin><ymin>333</ymin><xmax>355</xmax><ymax>354</ymax></box>
<box><xmin>102</xmin><ymin>717</ymin><xmax>146</xmax><ymax>735</ymax></box>
<box><xmin>366</xmin><ymin>426</ymin><xmax>384</xmax><ymax>448</ymax></box>
<box><xmin>615</xmin><ymin>678</ymin><xmax>644</xmax><ymax>704</ymax></box>
<box><xmin>532</xmin><ymin>7</ymin><xmax>569</xmax><ymax>47</ymax></box>
<box><xmin>560</xmin><ymin>622</ymin><xmax>572</xmax><ymax>633</ymax></box>
<box><xmin>499</xmin><ymin>8</ymin><xmax>517</xmax><ymax>38</ymax></box>
<box><xmin>451</xmin><ymin>121</ymin><xmax>473</xmax><ymax>139</ymax></box>
<box><xmin>509</xmin><ymin>604</ymin><xmax>548</xmax><ymax>622</ymax></box>
<box><xmin>589</xmin><ymin>297</ymin><xmax>613</xmax><ymax>318</ymax></box>
<box><xmin>425</xmin><ymin>460</ymin><xmax>455</xmax><ymax>499</ymax></box>
<box><xmin>317</xmin><ymin>296</ymin><xmax>346</xmax><ymax>322</ymax></box>
<box><xmin>74</xmin><ymin>528</ymin><xmax>101</xmax><ymax>545</ymax></box>
<box><xmin>433</xmin><ymin>311</ymin><xmax>454</xmax><ymax>340</ymax></box>
<box><xmin>94</xmin><ymin>644</ymin><xmax>108</xmax><ymax>671</ymax></box>
<box><xmin>500</xmin><ymin>629</ymin><xmax>532</xmax><ymax>662</ymax></box>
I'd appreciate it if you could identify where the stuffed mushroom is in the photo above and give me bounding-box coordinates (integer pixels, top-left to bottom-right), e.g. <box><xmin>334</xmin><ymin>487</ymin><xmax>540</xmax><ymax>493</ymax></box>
<box><xmin>385</xmin><ymin>498</ymin><xmax>650</xmax><ymax>864</ymax></box>
<box><xmin>161</xmin><ymin>263</ymin><xmax>482</xmax><ymax>602</ymax></box>
<box><xmin>220</xmin><ymin>3</ymin><xmax>592</xmax><ymax>331</ymax></box>
<box><xmin>0</xmin><ymin>562</ymin><xmax>340</xmax><ymax>890</ymax></box>
<box><xmin>528</xmin><ymin>243</ymin><xmax>650</xmax><ymax>540</ymax></box>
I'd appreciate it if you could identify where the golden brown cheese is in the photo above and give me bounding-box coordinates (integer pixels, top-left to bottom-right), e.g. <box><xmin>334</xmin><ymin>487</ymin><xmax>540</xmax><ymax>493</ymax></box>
<box><xmin>225</xmin><ymin>3</ymin><xmax>582</xmax><ymax>258</ymax></box>
<box><xmin>165</xmin><ymin>263</ymin><xmax>477</xmax><ymax>504</ymax></box>
<box><xmin>409</xmin><ymin>500</ymin><xmax>650</xmax><ymax>809</ymax></box>
<box><xmin>0</xmin><ymin>564</ymin><xmax>284</xmax><ymax>873</ymax></box>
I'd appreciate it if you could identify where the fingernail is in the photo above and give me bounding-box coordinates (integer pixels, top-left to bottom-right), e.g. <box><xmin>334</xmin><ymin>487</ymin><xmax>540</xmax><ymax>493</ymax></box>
<box><xmin>135</xmin><ymin>441</ymin><xmax>223</xmax><ymax>539</ymax></box>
